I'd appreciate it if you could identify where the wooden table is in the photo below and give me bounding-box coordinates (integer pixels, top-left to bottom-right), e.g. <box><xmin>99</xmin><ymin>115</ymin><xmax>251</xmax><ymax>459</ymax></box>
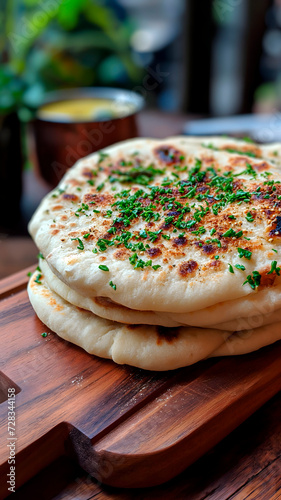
<box><xmin>11</xmin><ymin>392</ymin><xmax>281</xmax><ymax>499</ymax></box>
<box><xmin>2</xmin><ymin>110</ymin><xmax>281</xmax><ymax>499</ymax></box>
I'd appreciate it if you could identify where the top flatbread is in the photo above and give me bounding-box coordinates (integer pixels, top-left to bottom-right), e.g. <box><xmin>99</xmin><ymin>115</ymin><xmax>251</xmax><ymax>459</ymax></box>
<box><xmin>29</xmin><ymin>136</ymin><xmax>281</xmax><ymax>314</ymax></box>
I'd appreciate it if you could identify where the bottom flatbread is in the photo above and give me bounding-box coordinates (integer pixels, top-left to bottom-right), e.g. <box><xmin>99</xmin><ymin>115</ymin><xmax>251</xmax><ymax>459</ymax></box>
<box><xmin>28</xmin><ymin>271</ymin><xmax>281</xmax><ymax>370</ymax></box>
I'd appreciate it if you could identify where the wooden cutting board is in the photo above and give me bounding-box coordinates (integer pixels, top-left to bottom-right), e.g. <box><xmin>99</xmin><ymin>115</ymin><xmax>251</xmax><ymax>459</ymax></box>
<box><xmin>1</xmin><ymin>267</ymin><xmax>281</xmax><ymax>498</ymax></box>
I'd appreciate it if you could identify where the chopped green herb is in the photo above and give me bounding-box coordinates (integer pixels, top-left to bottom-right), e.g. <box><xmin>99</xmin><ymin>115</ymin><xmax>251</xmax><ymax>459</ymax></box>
<box><xmin>243</xmin><ymin>271</ymin><xmax>261</xmax><ymax>290</ymax></box>
<box><xmin>246</xmin><ymin>212</ymin><xmax>254</xmax><ymax>222</ymax></box>
<box><xmin>109</xmin><ymin>281</ymin><xmax>116</xmax><ymax>290</ymax></box>
<box><xmin>228</xmin><ymin>264</ymin><xmax>234</xmax><ymax>274</ymax></box>
<box><xmin>97</xmin><ymin>183</ymin><xmax>105</xmax><ymax>192</ymax></box>
<box><xmin>27</xmin><ymin>271</ymin><xmax>32</xmax><ymax>277</ymax></box>
<box><xmin>71</xmin><ymin>237</ymin><xmax>84</xmax><ymax>250</ymax></box>
<box><xmin>34</xmin><ymin>273</ymin><xmax>42</xmax><ymax>284</ymax></box>
<box><xmin>268</xmin><ymin>260</ymin><xmax>281</xmax><ymax>276</ymax></box>
<box><xmin>98</xmin><ymin>152</ymin><xmax>109</xmax><ymax>164</ymax></box>
<box><xmin>139</xmin><ymin>229</ymin><xmax>147</xmax><ymax>238</ymax></box>
<box><xmin>235</xmin><ymin>264</ymin><xmax>246</xmax><ymax>271</ymax></box>
<box><xmin>238</xmin><ymin>248</ymin><xmax>252</xmax><ymax>260</ymax></box>
<box><xmin>162</xmin><ymin>234</ymin><xmax>170</xmax><ymax>240</ymax></box>
<box><xmin>152</xmin><ymin>265</ymin><xmax>161</xmax><ymax>270</ymax></box>
<box><xmin>41</xmin><ymin>332</ymin><xmax>48</xmax><ymax>338</ymax></box>
<box><xmin>222</xmin><ymin>228</ymin><xmax>243</xmax><ymax>238</ymax></box>
<box><xmin>37</xmin><ymin>252</ymin><xmax>44</xmax><ymax>260</ymax></box>
<box><xmin>272</xmin><ymin>249</ymin><xmax>278</xmax><ymax>253</ymax></box>
<box><xmin>87</xmin><ymin>179</ymin><xmax>95</xmax><ymax>186</ymax></box>
<box><xmin>99</xmin><ymin>265</ymin><xmax>109</xmax><ymax>272</ymax></box>
<box><xmin>210</xmin><ymin>228</ymin><xmax>216</xmax><ymax>236</ymax></box>
<box><xmin>83</xmin><ymin>233</ymin><xmax>90</xmax><ymax>239</ymax></box>
<box><xmin>214</xmin><ymin>255</ymin><xmax>219</xmax><ymax>260</ymax></box>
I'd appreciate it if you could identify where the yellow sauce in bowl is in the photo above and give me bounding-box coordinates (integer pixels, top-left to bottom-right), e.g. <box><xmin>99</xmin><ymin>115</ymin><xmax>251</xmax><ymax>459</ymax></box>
<box><xmin>37</xmin><ymin>98</ymin><xmax>136</xmax><ymax>122</ymax></box>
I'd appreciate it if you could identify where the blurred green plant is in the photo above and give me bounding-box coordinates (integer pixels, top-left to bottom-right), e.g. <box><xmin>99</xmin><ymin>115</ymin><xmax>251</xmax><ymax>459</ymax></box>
<box><xmin>0</xmin><ymin>0</ymin><xmax>143</xmax><ymax>114</ymax></box>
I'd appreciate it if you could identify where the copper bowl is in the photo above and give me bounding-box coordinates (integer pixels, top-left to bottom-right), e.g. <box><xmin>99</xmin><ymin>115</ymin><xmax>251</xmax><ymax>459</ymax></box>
<box><xmin>32</xmin><ymin>87</ymin><xmax>144</xmax><ymax>187</ymax></box>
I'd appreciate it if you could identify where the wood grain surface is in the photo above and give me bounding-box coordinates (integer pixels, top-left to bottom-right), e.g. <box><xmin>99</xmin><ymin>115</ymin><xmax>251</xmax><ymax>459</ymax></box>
<box><xmin>1</xmin><ymin>268</ymin><xmax>281</xmax><ymax>499</ymax></box>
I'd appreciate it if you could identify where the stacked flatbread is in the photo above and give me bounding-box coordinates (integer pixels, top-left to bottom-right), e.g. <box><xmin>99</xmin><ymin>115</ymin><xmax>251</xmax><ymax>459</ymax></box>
<box><xmin>28</xmin><ymin>136</ymin><xmax>281</xmax><ymax>370</ymax></box>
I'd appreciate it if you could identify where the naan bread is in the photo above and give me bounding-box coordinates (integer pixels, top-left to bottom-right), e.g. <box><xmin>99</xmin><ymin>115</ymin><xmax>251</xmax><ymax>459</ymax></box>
<box><xmin>27</xmin><ymin>271</ymin><xmax>232</xmax><ymax>371</ymax></box>
<box><xmin>41</xmin><ymin>258</ymin><xmax>281</xmax><ymax>331</ymax></box>
<box><xmin>29</xmin><ymin>136</ymin><xmax>281</xmax><ymax>315</ymax></box>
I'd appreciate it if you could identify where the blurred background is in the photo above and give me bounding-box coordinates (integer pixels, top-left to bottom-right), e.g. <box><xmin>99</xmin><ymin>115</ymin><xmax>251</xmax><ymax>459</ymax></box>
<box><xmin>1</xmin><ymin>0</ymin><xmax>281</xmax><ymax>276</ymax></box>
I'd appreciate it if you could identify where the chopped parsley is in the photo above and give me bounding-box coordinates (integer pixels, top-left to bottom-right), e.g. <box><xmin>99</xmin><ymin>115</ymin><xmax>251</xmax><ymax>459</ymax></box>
<box><xmin>238</xmin><ymin>248</ymin><xmax>252</xmax><ymax>260</ymax></box>
<box><xmin>99</xmin><ymin>265</ymin><xmax>109</xmax><ymax>272</ymax></box>
<box><xmin>41</xmin><ymin>332</ymin><xmax>48</xmax><ymax>338</ymax></box>
<box><xmin>268</xmin><ymin>261</ymin><xmax>280</xmax><ymax>276</ymax></box>
<box><xmin>34</xmin><ymin>273</ymin><xmax>42</xmax><ymax>284</ymax></box>
<box><xmin>71</xmin><ymin>237</ymin><xmax>84</xmax><ymax>250</ymax></box>
<box><xmin>109</xmin><ymin>281</ymin><xmax>117</xmax><ymax>290</ymax></box>
<box><xmin>37</xmin><ymin>252</ymin><xmax>45</xmax><ymax>260</ymax></box>
<box><xmin>235</xmin><ymin>264</ymin><xmax>246</xmax><ymax>271</ymax></box>
<box><xmin>228</xmin><ymin>264</ymin><xmax>234</xmax><ymax>274</ymax></box>
<box><xmin>246</xmin><ymin>212</ymin><xmax>254</xmax><ymax>223</ymax></box>
<box><xmin>243</xmin><ymin>271</ymin><xmax>261</xmax><ymax>290</ymax></box>
<box><xmin>222</xmin><ymin>228</ymin><xmax>243</xmax><ymax>238</ymax></box>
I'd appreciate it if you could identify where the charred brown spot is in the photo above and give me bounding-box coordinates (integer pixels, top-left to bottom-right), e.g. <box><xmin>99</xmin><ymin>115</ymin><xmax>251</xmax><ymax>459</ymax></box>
<box><xmin>51</xmin><ymin>229</ymin><xmax>60</xmax><ymax>235</ymax></box>
<box><xmin>114</xmin><ymin>248</ymin><xmax>129</xmax><ymax>260</ymax></box>
<box><xmin>252</xmin><ymin>161</ymin><xmax>270</xmax><ymax>172</ymax></box>
<box><xmin>156</xmin><ymin>326</ymin><xmax>179</xmax><ymax>345</ymax></box>
<box><xmin>62</xmin><ymin>193</ymin><xmax>78</xmax><ymax>202</ymax></box>
<box><xmin>147</xmin><ymin>247</ymin><xmax>162</xmax><ymax>258</ymax></box>
<box><xmin>154</xmin><ymin>145</ymin><xmax>184</xmax><ymax>165</ymax></box>
<box><xmin>223</xmin><ymin>143</ymin><xmax>262</xmax><ymax>158</ymax></box>
<box><xmin>269</xmin><ymin>216</ymin><xmax>281</xmax><ymax>237</ymax></box>
<box><xmin>259</xmin><ymin>269</ymin><xmax>276</xmax><ymax>287</ymax></box>
<box><xmin>84</xmin><ymin>193</ymin><xmax>96</xmax><ymax>203</ymax></box>
<box><xmin>201</xmin><ymin>155</ymin><xmax>215</xmax><ymax>165</ymax></box>
<box><xmin>52</xmin><ymin>205</ymin><xmax>63</xmax><ymax>211</ymax></box>
<box><xmin>178</xmin><ymin>260</ymin><xmax>198</xmax><ymax>277</ymax></box>
<box><xmin>82</xmin><ymin>169</ymin><xmax>95</xmax><ymax>178</ymax></box>
<box><xmin>209</xmin><ymin>259</ymin><xmax>221</xmax><ymax>268</ymax></box>
<box><xmin>202</xmin><ymin>244</ymin><xmax>215</xmax><ymax>255</ymax></box>
<box><xmin>167</xmin><ymin>210</ymin><xmax>181</xmax><ymax>216</ymax></box>
<box><xmin>197</xmin><ymin>185</ymin><xmax>208</xmax><ymax>193</ymax></box>
<box><xmin>173</xmin><ymin>237</ymin><xmax>187</xmax><ymax>247</ymax></box>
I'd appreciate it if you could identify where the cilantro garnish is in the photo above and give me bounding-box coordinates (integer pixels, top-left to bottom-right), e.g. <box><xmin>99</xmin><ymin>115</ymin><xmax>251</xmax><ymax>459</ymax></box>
<box><xmin>228</xmin><ymin>264</ymin><xmax>234</xmax><ymax>274</ymax></box>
